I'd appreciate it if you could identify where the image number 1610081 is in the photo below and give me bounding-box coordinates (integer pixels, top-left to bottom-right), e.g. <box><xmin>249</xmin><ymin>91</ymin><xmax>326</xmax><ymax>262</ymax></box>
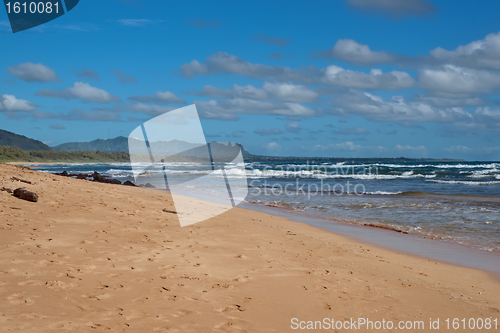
<box><xmin>5</xmin><ymin>1</ymin><xmax>59</xmax><ymax>14</ymax></box>
<box><xmin>3</xmin><ymin>0</ymin><xmax>79</xmax><ymax>33</ymax></box>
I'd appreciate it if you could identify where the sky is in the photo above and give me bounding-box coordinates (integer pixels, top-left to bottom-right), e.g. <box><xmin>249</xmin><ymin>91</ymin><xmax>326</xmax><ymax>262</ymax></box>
<box><xmin>1</xmin><ymin>0</ymin><xmax>500</xmax><ymax>160</ymax></box>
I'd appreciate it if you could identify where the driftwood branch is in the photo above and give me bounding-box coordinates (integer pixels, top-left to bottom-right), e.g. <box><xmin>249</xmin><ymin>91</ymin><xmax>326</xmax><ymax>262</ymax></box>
<box><xmin>11</xmin><ymin>177</ymin><xmax>32</xmax><ymax>184</ymax></box>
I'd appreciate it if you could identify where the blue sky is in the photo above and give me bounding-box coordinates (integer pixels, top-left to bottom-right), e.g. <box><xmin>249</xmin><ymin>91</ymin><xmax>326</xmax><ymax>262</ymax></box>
<box><xmin>1</xmin><ymin>0</ymin><xmax>500</xmax><ymax>160</ymax></box>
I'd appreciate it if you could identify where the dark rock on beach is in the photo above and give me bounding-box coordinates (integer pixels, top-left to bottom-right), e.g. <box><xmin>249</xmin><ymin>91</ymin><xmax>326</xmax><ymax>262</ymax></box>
<box><xmin>92</xmin><ymin>172</ymin><xmax>108</xmax><ymax>182</ymax></box>
<box><xmin>123</xmin><ymin>180</ymin><xmax>136</xmax><ymax>187</ymax></box>
<box><xmin>13</xmin><ymin>188</ymin><xmax>38</xmax><ymax>202</ymax></box>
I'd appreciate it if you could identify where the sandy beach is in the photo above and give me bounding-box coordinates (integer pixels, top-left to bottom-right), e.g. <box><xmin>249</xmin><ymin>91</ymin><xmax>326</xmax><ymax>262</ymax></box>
<box><xmin>1</xmin><ymin>163</ymin><xmax>499</xmax><ymax>332</ymax></box>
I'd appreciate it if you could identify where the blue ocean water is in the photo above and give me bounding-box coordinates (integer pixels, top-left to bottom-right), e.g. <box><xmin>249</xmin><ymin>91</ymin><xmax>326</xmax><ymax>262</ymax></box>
<box><xmin>30</xmin><ymin>161</ymin><xmax>500</xmax><ymax>252</ymax></box>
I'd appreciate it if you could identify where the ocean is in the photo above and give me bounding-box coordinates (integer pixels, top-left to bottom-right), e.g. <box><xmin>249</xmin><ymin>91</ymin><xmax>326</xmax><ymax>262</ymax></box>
<box><xmin>30</xmin><ymin>160</ymin><xmax>500</xmax><ymax>253</ymax></box>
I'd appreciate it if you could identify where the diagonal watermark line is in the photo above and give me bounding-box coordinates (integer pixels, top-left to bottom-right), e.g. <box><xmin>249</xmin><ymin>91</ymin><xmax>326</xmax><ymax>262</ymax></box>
<box><xmin>140</xmin><ymin>124</ymin><xmax>155</xmax><ymax>164</ymax></box>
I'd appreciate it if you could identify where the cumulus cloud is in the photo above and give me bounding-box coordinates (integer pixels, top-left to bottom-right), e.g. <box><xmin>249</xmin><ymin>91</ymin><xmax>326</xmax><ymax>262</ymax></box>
<box><xmin>414</xmin><ymin>95</ymin><xmax>485</xmax><ymax>107</ymax></box>
<box><xmin>395</xmin><ymin>144</ymin><xmax>427</xmax><ymax>151</ymax></box>
<box><xmin>311</xmin><ymin>141</ymin><xmax>362</xmax><ymax>151</ymax></box>
<box><xmin>419</xmin><ymin>65</ymin><xmax>500</xmax><ymax>97</ymax></box>
<box><xmin>263</xmin><ymin>82</ymin><xmax>319</xmax><ymax>102</ymax></box>
<box><xmin>7</xmin><ymin>62</ymin><xmax>60</xmax><ymax>83</ymax></box>
<box><xmin>233</xmin><ymin>84</ymin><xmax>268</xmax><ymax>100</ymax></box>
<box><xmin>323</xmin><ymin>39</ymin><xmax>393</xmax><ymax>65</ymax></box>
<box><xmin>445</xmin><ymin>145</ymin><xmax>500</xmax><ymax>155</ymax></box>
<box><xmin>251</xmin><ymin>34</ymin><xmax>290</xmax><ymax>47</ymax></box>
<box><xmin>0</xmin><ymin>94</ymin><xmax>38</xmax><ymax>112</ymax></box>
<box><xmin>331</xmin><ymin>89</ymin><xmax>473</xmax><ymax>123</ymax></box>
<box><xmin>178</xmin><ymin>52</ymin><xmax>315</xmax><ymax>82</ymax></box>
<box><xmin>111</xmin><ymin>69</ymin><xmax>137</xmax><ymax>84</ymax></box>
<box><xmin>285</xmin><ymin>121</ymin><xmax>303</xmax><ymax>133</ymax></box>
<box><xmin>179</xmin><ymin>52</ymin><xmax>415</xmax><ymax>90</ymax></box>
<box><xmin>261</xmin><ymin>142</ymin><xmax>281</xmax><ymax>151</ymax></box>
<box><xmin>128</xmin><ymin>91</ymin><xmax>187</xmax><ymax>104</ymax></box>
<box><xmin>189</xmin><ymin>82</ymin><xmax>318</xmax><ymax>103</ymax></box>
<box><xmin>346</xmin><ymin>0</ymin><xmax>437</xmax><ymax>18</ymax></box>
<box><xmin>36</xmin><ymin>82</ymin><xmax>121</xmax><ymax>103</ymax></box>
<box><xmin>471</xmin><ymin>107</ymin><xmax>500</xmax><ymax>130</ymax></box>
<box><xmin>254</xmin><ymin>128</ymin><xmax>283</xmax><ymax>136</ymax></box>
<box><xmin>430</xmin><ymin>32</ymin><xmax>500</xmax><ymax>69</ymax></box>
<box><xmin>195</xmin><ymin>99</ymin><xmax>316</xmax><ymax>120</ymax></box>
<box><xmin>322</xmin><ymin>65</ymin><xmax>415</xmax><ymax>90</ymax></box>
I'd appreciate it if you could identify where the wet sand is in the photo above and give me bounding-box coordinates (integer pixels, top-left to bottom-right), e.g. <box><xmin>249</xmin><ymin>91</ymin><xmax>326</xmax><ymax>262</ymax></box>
<box><xmin>1</xmin><ymin>164</ymin><xmax>499</xmax><ymax>332</ymax></box>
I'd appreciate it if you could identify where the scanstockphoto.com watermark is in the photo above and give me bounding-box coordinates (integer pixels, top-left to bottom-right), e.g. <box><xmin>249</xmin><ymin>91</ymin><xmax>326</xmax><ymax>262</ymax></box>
<box><xmin>291</xmin><ymin>317</ymin><xmax>499</xmax><ymax>330</ymax></box>
<box><xmin>249</xmin><ymin>179</ymin><xmax>367</xmax><ymax>199</ymax></box>
<box><xmin>247</xmin><ymin>162</ymin><xmax>380</xmax><ymax>199</ymax></box>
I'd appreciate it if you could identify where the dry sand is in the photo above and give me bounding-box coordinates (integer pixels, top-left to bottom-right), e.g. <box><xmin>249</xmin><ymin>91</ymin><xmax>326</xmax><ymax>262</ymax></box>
<box><xmin>0</xmin><ymin>163</ymin><xmax>499</xmax><ymax>332</ymax></box>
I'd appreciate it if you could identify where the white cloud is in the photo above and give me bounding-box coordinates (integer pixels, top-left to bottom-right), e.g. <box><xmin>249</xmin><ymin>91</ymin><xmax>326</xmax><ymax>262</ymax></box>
<box><xmin>263</xmin><ymin>82</ymin><xmax>319</xmax><ymax>102</ymax></box>
<box><xmin>419</xmin><ymin>65</ymin><xmax>500</xmax><ymax>97</ymax></box>
<box><xmin>331</xmin><ymin>89</ymin><xmax>473</xmax><ymax>123</ymax></box>
<box><xmin>312</xmin><ymin>141</ymin><xmax>362</xmax><ymax>151</ymax></box>
<box><xmin>128</xmin><ymin>91</ymin><xmax>187</xmax><ymax>104</ymax></box>
<box><xmin>194</xmin><ymin>99</ymin><xmax>316</xmax><ymax>120</ymax></box>
<box><xmin>414</xmin><ymin>95</ymin><xmax>485</xmax><ymax>107</ymax></box>
<box><xmin>36</xmin><ymin>82</ymin><xmax>121</xmax><ymax>103</ymax></box>
<box><xmin>328</xmin><ymin>39</ymin><xmax>393</xmax><ymax>65</ymax></box>
<box><xmin>180</xmin><ymin>52</ymin><xmax>414</xmax><ymax>90</ymax></box>
<box><xmin>7</xmin><ymin>62</ymin><xmax>60</xmax><ymax>83</ymax></box>
<box><xmin>445</xmin><ymin>145</ymin><xmax>500</xmax><ymax>154</ymax></box>
<box><xmin>285</xmin><ymin>121</ymin><xmax>303</xmax><ymax>133</ymax></box>
<box><xmin>233</xmin><ymin>84</ymin><xmax>268</xmax><ymax>100</ymax></box>
<box><xmin>395</xmin><ymin>144</ymin><xmax>427</xmax><ymax>151</ymax></box>
<box><xmin>261</xmin><ymin>142</ymin><xmax>281</xmax><ymax>151</ymax></box>
<box><xmin>126</xmin><ymin>103</ymin><xmax>175</xmax><ymax>116</ymax></box>
<box><xmin>178</xmin><ymin>52</ymin><xmax>313</xmax><ymax>82</ymax></box>
<box><xmin>472</xmin><ymin>107</ymin><xmax>500</xmax><ymax>130</ymax></box>
<box><xmin>430</xmin><ymin>31</ymin><xmax>500</xmax><ymax>69</ymax></box>
<box><xmin>189</xmin><ymin>82</ymin><xmax>319</xmax><ymax>103</ymax></box>
<box><xmin>0</xmin><ymin>94</ymin><xmax>38</xmax><ymax>112</ymax></box>
<box><xmin>323</xmin><ymin>65</ymin><xmax>415</xmax><ymax>90</ymax></box>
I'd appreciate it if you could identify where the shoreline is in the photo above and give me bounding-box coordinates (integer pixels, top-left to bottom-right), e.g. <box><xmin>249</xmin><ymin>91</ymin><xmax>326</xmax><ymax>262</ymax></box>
<box><xmin>242</xmin><ymin>202</ymin><xmax>500</xmax><ymax>279</ymax></box>
<box><xmin>12</xmin><ymin>161</ymin><xmax>500</xmax><ymax>269</ymax></box>
<box><xmin>1</xmin><ymin>163</ymin><xmax>500</xmax><ymax>331</ymax></box>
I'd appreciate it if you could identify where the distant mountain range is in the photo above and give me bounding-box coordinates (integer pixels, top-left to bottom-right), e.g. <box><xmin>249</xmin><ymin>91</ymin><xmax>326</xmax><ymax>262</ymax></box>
<box><xmin>0</xmin><ymin>129</ymin><xmax>51</xmax><ymax>151</ymax></box>
<box><xmin>0</xmin><ymin>128</ymin><xmax>466</xmax><ymax>162</ymax></box>
<box><xmin>52</xmin><ymin>136</ymin><xmax>130</xmax><ymax>152</ymax></box>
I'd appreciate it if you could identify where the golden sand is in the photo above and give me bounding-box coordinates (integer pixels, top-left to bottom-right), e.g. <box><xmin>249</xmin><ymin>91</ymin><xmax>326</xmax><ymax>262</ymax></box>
<box><xmin>1</xmin><ymin>164</ymin><xmax>499</xmax><ymax>332</ymax></box>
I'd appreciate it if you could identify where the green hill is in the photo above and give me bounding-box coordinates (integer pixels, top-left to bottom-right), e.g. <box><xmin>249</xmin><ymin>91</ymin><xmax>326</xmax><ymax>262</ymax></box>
<box><xmin>0</xmin><ymin>129</ymin><xmax>51</xmax><ymax>151</ymax></box>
